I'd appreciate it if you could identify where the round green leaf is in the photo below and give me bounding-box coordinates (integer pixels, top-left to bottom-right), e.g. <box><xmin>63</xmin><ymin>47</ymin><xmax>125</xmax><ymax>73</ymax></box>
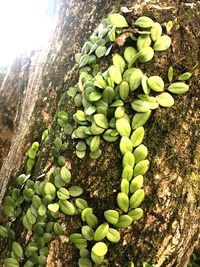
<box><xmin>124</xmin><ymin>47</ymin><xmax>137</xmax><ymax>63</ymax></box>
<box><xmin>104</xmin><ymin>209</ymin><xmax>119</xmax><ymax>225</ymax></box>
<box><xmin>131</xmin><ymin>100</ymin><xmax>150</xmax><ymax>113</ymax></box>
<box><xmin>128</xmin><ymin>208</ymin><xmax>144</xmax><ymax>221</ymax></box>
<box><xmin>48</xmin><ymin>203</ymin><xmax>59</xmax><ymax>213</ymax></box>
<box><xmin>78</xmin><ymin>258</ymin><xmax>92</xmax><ymax>267</ymax></box>
<box><xmin>59</xmin><ymin>199</ymin><xmax>75</xmax><ymax>215</ymax></box>
<box><xmin>92</xmin><ymin>242</ymin><xmax>108</xmax><ymax>257</ymax></box>
<box><xmin>167</xmin><ymin>82</ymin><xmax>189</xmax><ymax>94</ymax></box>
<box><xmin>109</xmin><ymin>13</ymin><xmax>128</xmax><ymax>27</ymax></box>
<box><xmin>117</xmin><ymin>192</ymin><xmax>129</xmax><ymax>212</ymax></box>
<box><xmin>108</xmin><ymin>65</ymin><xmax>122</xmax><ymax>84</ymax></box>
<box><xmin>135</xmin><ymin>16</ymin><xmax>154</xmax><ymax>28</ymax></box>
<box><xmin>156</xmin><ymin>92</ymin><xmax>174</xmax><ymax>107</ymax></box>
<box><xmin>94</xmin><ymin>222</ymin><xmax>109</xmax><ymax>241</ymax></box>
<box><xmin>138</xmin><ymin>47</ymin><xmax>154</xmax><ymax>63</ymax></box>
<box><xmin>114</xmin><ymin>215</ymin><xmax>132</xmax><ymax>228</ymax></box>
<box><xmin>132</xmin><ymin>110</ymin><xmax>151</xmax><ymax>130</ymax></box>
<box><xmin>122</xmin><ymin>151</ymin><xmax>135</xmax><ymax>168</ymax></box>
<box><xmin>119</xmin><ymin>81</ymin><xmax>129</xmax><ymax>100</ymax></box>
<box><xmin>68</xmin><ymin>186</ymin><xmax>83</xmax><ymax>197</ymax></box>
<box><xmin>119</xmin><ymin>136</ymin><xmax>133</xmax><ymax>155</ymax></box>
<box><xmin>3</xmin><ymin>258</ymin><xmax>19</xmax><ymax>267</ymax></box>
<box><xmin>130</xmin><ymin>126</ymin><xmax>145</xmax><ymax>147</ymax></box>
<box><xmin>81</xmin><ymin>207</ymin><xmax>93</xmax><ymax>221</ymax></box>
<box><xmin>178</xmin><ymin>72</ymin><xmax>192</xmax><ymax>81</ymax></box>
<box><xmin>60</xmin><ymin>166</ymin><xmax>71</xmax><ymax>183</ymax></box>
<box><xmin>113</xmin><ymin>53</ymin><xmax>125</xmax><ymax>73</ymax></box>
<box><xmin>38</xmin><ymin>204</ymin><xmax>46</xmax><ymax>216</ymax></box>
<box><xmin>129</xmin><ymin>69</ymin><xmax>143</xmax><ymax>91</ymax></box>
<box><xmin>121</xmin><ymin>179</ymin><xmax>129</xmax><ymax>195</ymax></box>
<box><xmin>133</xmin><ymin>159</ymin><xmax>149</xmax><ymax>176</ymax></box>
<box><xmin>130</xmin><ymin>189</ymin><xmax>145</xmax><ymax>209</ymax></box>
<box><xmin>116</xmin><ymin>118</ymin><xmax>131</xmax><ymax>137</ymax></box>
<box><xmin>147</xmin><ymin>76</ymin><xmax>164</xmax><ymax>92</ymax></box>
<box><xmin>106</xmin><ymin>228</ymin><xmax>120</xmax><ymax>243</ymax></box>
<box><xmin>151</xmin><ymin>22</ymin><xmax>162</xmax><ymax>41</ymax></box>
<box><xmin>95</xmin><ymin>46</ymin><xmax>106</xmax><ymax>58</ymax></box>
<box><xmin>94</xmin><ymin>114</ymin><xmax>108</xmax><ymax>129</ymax></box>
<box><xmin>0</xmin><ymin>225</ymin><xmax>8</xmax><ymax>238</ymax></box>
<box><xmin>44</xmin><ymin>182</ymin><xmax>56</xmax><ymax>198</ymax></box>
<box><xmin>122</xmin><ymin>164</ymin><xmax>133</xmax><ymax>181</ymax></box>
<box><xmin>91</xmin><ymin>251</ymin><xmax>104</xmax><ymax>265</ymax></box>
<box><xmin>12</xmin><ymin>242</ymin><xmax>23</xmax><ymax>260</ymax></box>
<box><xmin>130</xmin><ymin>175</ymin><xmax>144</xmax><ymax>193</ymax></box>
<box><xmin>137</xmin><ymin>34</ymin><xmax>151</xmax><ymax>51</ymax></box>
<box><xmin>102</xmin><ymin>86</ymin><xmax>115</xmax><ymax>103</ymax></box>
<box><xmin>133</xmin><ymin>144</ymin><xmax>148</xmax><ymax>163</ymax></box>
<box><xmin>75</xmin><ymin>198</ymin><xmax>89</xmax><ymax>211</ymax></box>
<box><xmin>85</xmin><ymin>213</ymin><xmax>99</xmax><ymax>228</ymax></box>
<box><xmin>153</xmin><ymin>35</ymin><xmax>171</xmax><ymax>51</ymax></box>
<box><xmin>53</xmin><ymin>222</ymin><xmax>64</xmax><ymax>235</ymax></box>
<box><xmin>81</xmin><ymin>225</ymin><xmax>94</xmax><ymax>241</ymax></box>
<box><xmin>90</xmin><ymin>136</ymin><xmax>101</xmax><ymax>152</ymax></box>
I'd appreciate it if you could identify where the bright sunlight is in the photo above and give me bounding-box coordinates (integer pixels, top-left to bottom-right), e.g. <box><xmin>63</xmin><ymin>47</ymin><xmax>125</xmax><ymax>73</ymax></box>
<box><xmin>0</xmin><ymin>0</ymin><xmax>54</xmax><ymax>67</ymax></box>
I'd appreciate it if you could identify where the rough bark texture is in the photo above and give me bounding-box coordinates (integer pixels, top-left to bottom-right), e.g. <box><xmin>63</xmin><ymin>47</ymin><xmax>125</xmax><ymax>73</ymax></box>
<box><xmin>0</xmin><ymin>0</ymin><xmax>199</xmax><ymax>266</ymax></box>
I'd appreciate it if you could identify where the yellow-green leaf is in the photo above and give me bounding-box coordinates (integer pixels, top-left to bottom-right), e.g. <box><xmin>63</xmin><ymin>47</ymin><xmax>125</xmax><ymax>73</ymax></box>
<box><xmin>109</xmin><ymin>13</ymin><xmax>128</xmax><ymax>28</ymax></box>
<box><xmin>108</xmin><ymin>65</ymin><xmax>122</xmax><ymax>84</ymax></box>
<box><xmin>117</xmin><ymin>192</ymin><xmax>129</xmax><ymax>212</ymax></box>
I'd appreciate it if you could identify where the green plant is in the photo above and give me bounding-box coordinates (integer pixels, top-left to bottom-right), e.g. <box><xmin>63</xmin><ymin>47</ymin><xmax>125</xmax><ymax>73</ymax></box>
<box><xmin>0</xmin><ymin>12</ymin><xmax>192</xmax><ymax>267</ymax></box>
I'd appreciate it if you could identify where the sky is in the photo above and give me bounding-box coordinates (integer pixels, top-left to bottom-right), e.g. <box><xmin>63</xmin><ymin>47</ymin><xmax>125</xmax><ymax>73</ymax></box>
<box><xmin>0</xmin><ymin>0</ymin><xmax>53</xmax><ymax>66</ymax></box>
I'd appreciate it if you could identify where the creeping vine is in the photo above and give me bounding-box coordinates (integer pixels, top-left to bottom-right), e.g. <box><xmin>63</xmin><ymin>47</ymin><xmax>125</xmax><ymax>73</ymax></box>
<box><xmin>0</xmin><ymin>12</ymin><xmax>192</xmax><ymax>267</ymax></box>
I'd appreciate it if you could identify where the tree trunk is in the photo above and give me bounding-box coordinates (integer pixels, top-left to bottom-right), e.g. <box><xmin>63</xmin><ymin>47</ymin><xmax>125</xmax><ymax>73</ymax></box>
<box><xmin>0</xmin><ymin>0</ymin><xmax>199</xmax><ymax>266</ymax></box>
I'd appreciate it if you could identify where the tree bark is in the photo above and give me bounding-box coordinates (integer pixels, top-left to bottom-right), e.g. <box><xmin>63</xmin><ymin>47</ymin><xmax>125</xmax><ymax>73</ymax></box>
<box><xmin>0</xmin><ymin>0</ymin><xmax>199</xmax><ymax>266</ymax></box>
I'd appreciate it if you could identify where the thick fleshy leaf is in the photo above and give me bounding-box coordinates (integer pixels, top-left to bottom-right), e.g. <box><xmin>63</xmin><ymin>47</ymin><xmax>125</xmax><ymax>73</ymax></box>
<box><xmin>114</xmin><ymin>215</ymin><xmax>132</xmax><ymax>228</ymax></box>
<box><xmin>116</xmin><ymin>118</ymin><xmax>131</xmax><ymax>137</ymax></box>
<box><xmin>130</xmin><ymin>175</ymin><xmax>144</xmax><ymax>193</ymax></box>
<box><xmin>122</xmin><ymin>164</ymin><xmax>133</xmax><ymax>181</ymax></box>
<box><xmin>131</xmin><ymin>100</ymin><xmax>150</xmax><ymax>113</ymax></box>
<box><xmin>109</xmin><ymin>13</ymin><xmax>128</xmax><ymax>28</ymax></box>
<box><xmin>117</xmin><ymin>192</ymin><xmax>129</xmax><ymax>212</ymax></box>
<box><xmin>167</xmin><ymin>82</ymin><xmax>189</xmax><ymax>94</ymax></box>
<box><xmin>132</xmin><ymin>111</ymin><xmax>151</xmax><ymax>130</ymax></box>
<box><xmin>178</xmin><ymin>72</ymin><xmax>192</xmax><ymax>81</ymax></box>
<box><xmin>124</xmin><ymin>47</ymin><xmax>137</xmax><ymax>63</ymax></box>
<box><xmin>94</xmin><ymin>114</ymin><xmax>108</xmax><ymax>129</ymax></box>
<box><xmin>128</xmin><ymin>208</ymin><xmax>144</xmax><ymax>221</ymax></box>
<box><xmin>137</xmin><ymin>34</ymin><xmax>151</xmax><ymax>51</ymax></box>
<box><xmin>106</xmin><ymin>228</ymin><xmax>120</xmax><ymax>243</ymax></box>
<box><xmin>130</xmin><ymin>127</ymin><xmax>145</xmax><ymax>147</ymax></box>
<box><xmin>153</xmin><ymin>35</ymin><xmax>171</xmax><ymax>51</ymax></box>
<box><xmin>133</xmin><ymin>144</ymin><xmax>148</xmax><ymax>163</ymax></box>
<box><xmin>113</xmin><ymin>53</ymin><xmax>126</xmax><ymax>73</ymax></box>
<box><xmin>104</xmin><ymin>210</ymin><xmax>119</xmax><ymax>224</ymax></box>
<box><xmin>156</xmin><ymin>92</ymin><xmax>174</xmax><ymax>107</ymax></box>
<box><xmin>168</xmin><ymin>66</ymin><xmax>173</xmax><ymax>82</ymax></box>
<box><xmin>129</xmin><ymin>69</ymin><xmax>143</xmax><ymax>91</ymax></box>
<box><xmin>119</xmin><ymin>81</ymin><xmax>129</xmax><ymax>100</ymax></box>
<box><xmin>108</xmin><ymin>65</ymin><xmax>122</xmax><ymax>84</ymax></box>
<box><xmin>133</xmin><ymin>159</ymin><xmax>149</xmax><ymax>176</ymax></box>
<box><xmin>147</xmin><ymin>76</ymin><xmax>164</xmax><ymax>92</ymax></box>
<box><xmin>119</xmin><ymin>137</ymin><xmax>133</xmax><ymax>155</ymax></box>
<box><xmin>138</xmin><ymin>47</ymin><xmax>154</xmax><ymax>63</ymax></box>
<box><xmin>94</xmin><ymin>222</ymin><xmax>109</xmax><ymax>241</ymax></box>
<box><xmin>90</xmin><ymin>136</ymin><xmax>101</xmax><ymax>152</ymax></box>
<box><xmin>135</xmin><ymin>16</ymin><xmax>154</xmax><ymax>28</ymax></box>
<box><xmin>130</xmin><ymin>189</ymin><xmax>145</xmax><ymax>208</ymax></box>
<box><xmin>151</xmin><ymin>22</ymin><xmax>162</xmax><ymax>41</ymax></box>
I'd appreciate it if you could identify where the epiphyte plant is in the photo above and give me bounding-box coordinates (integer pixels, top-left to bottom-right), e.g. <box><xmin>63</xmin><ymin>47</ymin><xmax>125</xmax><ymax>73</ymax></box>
<box><xmin>0</xmin><ymin>12</ymin><xmax>192</xmax><ymax>267</ymax></box>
